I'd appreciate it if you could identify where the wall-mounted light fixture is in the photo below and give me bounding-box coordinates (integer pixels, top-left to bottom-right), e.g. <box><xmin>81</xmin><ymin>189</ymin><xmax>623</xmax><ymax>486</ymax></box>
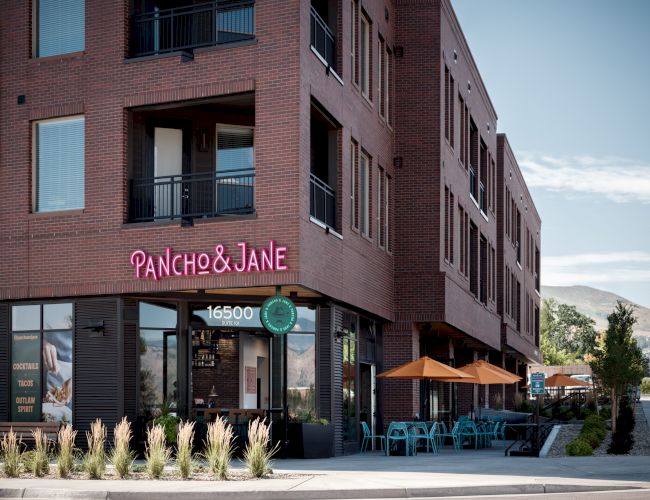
<box><xmin>82</xmin><ymin>320</ymin><xmax>105</xmax><ymax>337</ymax></box>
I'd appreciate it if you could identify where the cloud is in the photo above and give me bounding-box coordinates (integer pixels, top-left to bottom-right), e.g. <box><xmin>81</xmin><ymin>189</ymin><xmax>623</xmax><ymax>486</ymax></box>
<box><xmin>517</xmin><ymin>153</ymin><xmax>650</xmax><ymax>204</ymax></box>
<box><xmin>542</xmin><ymin>251</ymin><xmax>650</xmax><ymax>286</ymax></box>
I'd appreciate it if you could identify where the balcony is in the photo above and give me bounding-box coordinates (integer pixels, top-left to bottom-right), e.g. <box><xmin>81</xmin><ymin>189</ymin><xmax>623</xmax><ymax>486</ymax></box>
<box><xmin>310</xmin><ymin>6</ymin><xmax>336</xmax><ymax>71</ymax></box>
<box><xmin>129</xmin><ymin>0</ymin><xmax>255</xmax><ymax>58</ymax></box>
<box><xmin>310</xmin><ymin>174</ymin><xmax>336</xmax><ymax>230</ymax></box>
<box><xmin>129</xmin><ymin>169</ymin><xmax>254</xmax><ymax>223</ymax></box>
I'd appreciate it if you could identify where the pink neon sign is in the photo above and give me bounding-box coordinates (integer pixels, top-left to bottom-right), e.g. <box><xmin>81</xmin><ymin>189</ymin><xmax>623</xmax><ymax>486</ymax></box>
<box><xmin>130</xmin><ymin>241</ymin><xmax>287</xmax><ymax>281</ymax></box>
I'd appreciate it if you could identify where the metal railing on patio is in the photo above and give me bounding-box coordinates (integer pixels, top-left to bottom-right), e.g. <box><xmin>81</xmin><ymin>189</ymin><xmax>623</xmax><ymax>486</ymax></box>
<box><xmin>310</xmin><ymin>6</ymin><xmax>337</xmax><ymax>71</ymax></box>
<box><xmin>129</xmin><ymin>168</ymin><xmax>254</xmax><ymax>222</ymax></box>
<box><xmin>130</xmin><ymin>0</ymin><xmax>255</xmax><ymax>57</ymax></box>
<box><xmin>310</xmin><ymin>173</ymin><xmax>336</xmax><ymax>230</ymax></box>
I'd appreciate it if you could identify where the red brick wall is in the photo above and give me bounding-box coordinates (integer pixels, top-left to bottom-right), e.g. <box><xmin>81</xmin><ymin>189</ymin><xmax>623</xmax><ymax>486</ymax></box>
<box><xmin>0</xmin><ymin>0</ymin><xmax>396</xmax><ymax>322</ymax></box>
<box><xmin>192</xmin><ymin>337</ymin><xmax>240</xmax><ymax>410</ymax></box>
<box><xmin>497</xmin><ymin>134</ymin><xmax>541</xmax><ymax>364</ymax></box>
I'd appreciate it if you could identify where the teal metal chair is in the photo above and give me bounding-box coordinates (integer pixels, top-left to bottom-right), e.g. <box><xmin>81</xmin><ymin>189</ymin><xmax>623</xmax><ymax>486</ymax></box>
<box><xmin>386</xmin><ymin>422</ymin><xmax>415</xmax><ymax>456</ymax></box>
<box><xmin>438</xmin><ymin>420</ymin><xmax>461</xmax><ymax>450</ymax></box>
<box><xmin>426</xmin><ymin>422</ymin><xmax>441</xmax><ymax>453</ymax></box>
<box><xmin>360</xmin><ymin>421</ymin><xmax>385</xmax><ymax>453</ymax></box>
<box><xmin>408</xmin><ymin>422</ymin><xmax>430</xmax><ymax>454</ymax></box>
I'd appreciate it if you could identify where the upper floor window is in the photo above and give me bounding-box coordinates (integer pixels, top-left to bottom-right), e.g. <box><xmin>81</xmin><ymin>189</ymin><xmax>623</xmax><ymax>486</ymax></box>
<box><xmin>359</xmin><ymin>12</ymin><xmax>371</xmax><ymax>99</ymax></box>
<box><xmin>35</xmin><ymin>0</ymin><xmax>85</xmax><ymax>57</ymax></box>
<box><xmin>444</xmin><ymin>66</ymin><xmax>455</xmax><ymax>149</ymax></box>
<box><xmin>359</xmin><ymin>150</ymin><xmax>370</xmax><ymax>236</ymax></box>
<box><xmin>34</xmin><ymin>116</ymin><xmax>85</xmax><ymax>212</ymax></box>
<box><xmin>351</xmin><ymin>0</ymin><xmax>359</xmax><ymax>84</ymax></box>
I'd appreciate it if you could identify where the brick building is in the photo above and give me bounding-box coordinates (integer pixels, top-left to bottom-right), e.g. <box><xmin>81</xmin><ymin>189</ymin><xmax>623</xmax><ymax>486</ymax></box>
<box><xmin>0</xmin><ymin>0</ymin><xmax>539</xmax><ymax>455</ymax></box>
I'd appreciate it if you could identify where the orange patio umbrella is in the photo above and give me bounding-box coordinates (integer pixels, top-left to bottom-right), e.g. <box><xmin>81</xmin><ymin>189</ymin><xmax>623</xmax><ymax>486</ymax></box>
<box><xmin>376</xmin><ymin>356</ymin><xmax>474</xmax><ymax>380</ymax></box>
<box><xmin>545</xmin><ymin>373</ymin><xmax>591</xmax><ymax>388</ymax></box>
<box><xmin>439</xmin><ymin>360</ymin><xmax>522</xmax><ymax>385</ymax></box>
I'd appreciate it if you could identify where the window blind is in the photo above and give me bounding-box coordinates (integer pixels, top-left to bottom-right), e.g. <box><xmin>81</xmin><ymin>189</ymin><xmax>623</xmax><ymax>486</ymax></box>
<box><xmin>216</xmin><ymin>127</ymin><xmax>254</xmax><ymax>173</ymax></box>
<box><xmin>36</xmin><ymin>117</ymin><xmax>85</xmax><ymax>212</ymax></box>
<box><xmin>38</xmin><ymin>0</ymin><xmax>85</xmax><ymax>57</ymax></box>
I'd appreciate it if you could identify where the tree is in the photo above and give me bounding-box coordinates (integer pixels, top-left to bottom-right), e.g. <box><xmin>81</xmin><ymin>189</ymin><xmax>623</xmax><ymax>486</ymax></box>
<box><xmin>540</xmin><ymin>298</ymin><xmax>598</xmax><ymax>365</ymax></box>
<box><xmin>589</xmin><ymin>302</ymin><xmax>648</xmax><ymax>432</ymax></box>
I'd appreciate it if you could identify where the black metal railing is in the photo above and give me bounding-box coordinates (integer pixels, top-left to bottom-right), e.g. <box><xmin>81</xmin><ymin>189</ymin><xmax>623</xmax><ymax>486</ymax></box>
<box><xmin>504</xmin><ymin>422</ymin><xmax>554</xmax><ymax>457</ymax></box>
<box><xmin>310</xmin><ymin>6</ymin><xmax>336</xmax><ymax>71</ymax></box>
<box><xmin>129</xmin><ymin>168</ymin><xmax>254</xmax><ymax>222</ymax></box>
<box><xmin>130</xmin><ymin>0</ymin><xmax>255</xmax><ymax>57</ymax></box>
<box><xmin>310</xmin><ymin>173</ymin><xmax>336</xmax><ymax>230</ymax></box>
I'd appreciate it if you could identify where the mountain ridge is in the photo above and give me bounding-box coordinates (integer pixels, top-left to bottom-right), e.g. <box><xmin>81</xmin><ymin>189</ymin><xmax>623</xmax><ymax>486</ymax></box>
<box><xmin>541</xmin><ymin>285</ymin><xmax>650</xmax><ymax>337</ymax></box>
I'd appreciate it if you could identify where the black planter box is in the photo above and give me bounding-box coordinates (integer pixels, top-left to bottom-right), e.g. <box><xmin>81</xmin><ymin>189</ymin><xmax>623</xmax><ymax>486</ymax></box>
<box><xmin>287</xmin><ymin>422</ymin><xmax>334</xmax><ymax>458</ymax></box>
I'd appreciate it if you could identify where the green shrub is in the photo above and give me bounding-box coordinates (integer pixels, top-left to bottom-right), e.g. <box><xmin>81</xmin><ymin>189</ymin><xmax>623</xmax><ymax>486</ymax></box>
<box><xmin>558</xmin><ymin>410</ymin><xmax>575</xmax><ymax>421</ymax></box>
<box><xmin>641</xmin><ymin>378</ymin><xmax>650</xmax><ymax>395</ymax></box>
<box><xmin>153</xmin><ymin>414</ymin><xmax>181</xmax><ymax>445</ymax></box>
<box><xmin>599</xmin><ymin>407</ymin><xmax>612</xmax><ymax>420</ymax></box>
<box><xmin>581</xmin><ymin>432</ymin><xmax>601</xmax><ymax>449</ymax></box>
<box><xmin>566</xmin><ymin>438</ymin><xmax>593</xmax><ymax>456</ymax></box>
<box><xmin>583</xmin><ymin>414</ymin><xmax>606</xmax><ymax>440</ymax></box>
<box><xmin>608</xmin><ymin>399</ymin><xmax>635</xmax><ymax>454</ymax></box>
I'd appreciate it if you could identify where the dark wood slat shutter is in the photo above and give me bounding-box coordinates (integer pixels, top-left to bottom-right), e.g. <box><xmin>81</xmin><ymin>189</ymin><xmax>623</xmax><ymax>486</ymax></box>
<box><xmin>317</xmin><ymin>306</ymin><xmax>331</xmax><ymax>422</ymax></box>
<box><xmin>74</xmin><ymin>299</ymin><xmax>119</xmax><ymax>447</ymax></box>
<box><xmin>332</xmin><ymin>308</ymin><xmax>344</xmax><ymax>456</ymax></box>
<box><xmin>122</xmin><ymin>298</ymin><xmax>138</xmax><ymax>426</ymax></box>
<box><xmin>0</xmin><ymin>304</ymin><xmax>9</xmax><ymax>421</ymax></box>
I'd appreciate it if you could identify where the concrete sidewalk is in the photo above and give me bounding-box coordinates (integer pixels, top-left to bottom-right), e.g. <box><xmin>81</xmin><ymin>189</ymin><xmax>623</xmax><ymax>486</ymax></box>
<box><xmin>1</xmin><ymin>445</ymin><xmax>650</xmax><ymax>499</ymax></box>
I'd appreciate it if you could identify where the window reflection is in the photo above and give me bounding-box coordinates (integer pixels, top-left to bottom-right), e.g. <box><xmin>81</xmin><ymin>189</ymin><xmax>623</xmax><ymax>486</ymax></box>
<box><xmin>139</xmin><ymin>303</ymin><xmax>177</xmax><ymax>419</ymax></box>
<box><xmin>287</xmin><ymin>333</ymin><xmax>316</xmax><ymax>420</ymax></box>
<box><xmin>342</xmin><ymin>313</ymin><xmax>357</xmax><ymax>441</ymax></box>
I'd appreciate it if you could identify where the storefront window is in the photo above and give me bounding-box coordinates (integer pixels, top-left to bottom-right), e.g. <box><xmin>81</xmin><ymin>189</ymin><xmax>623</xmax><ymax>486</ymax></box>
<box><xmin>138</xmin><ymin>302</ymin><xmax>177</xmax><ymax>419</ymax></box>
<box><xmin>342</xmin><ymin>313</ymin><xmax>357</xmax><ymax>441</ymax></box>
<box><xmin>10</xmin><ymin>303</ymin><xmax>73</xmax><ymax>423</ymax></box>
<box><xmin>287</xmin><ymin>333</ymin><xmax>316</xmax><ymax>420</ymax></box>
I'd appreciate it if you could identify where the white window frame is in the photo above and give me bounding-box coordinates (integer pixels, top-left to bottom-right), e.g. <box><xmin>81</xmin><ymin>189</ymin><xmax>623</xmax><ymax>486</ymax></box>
<box><xmin>33</xmin><ymin>115</ymin><xmax>85</xmax><ymax>213</ymax></box>
<box><xmin>359</xmin><ymin>151</ymin><xmax>370</xmax><ymax>236</ymax></box>
<box><xmin>360</xmin><ymin>14</ymin><xmax>370</xmax><ymax>98</ymax></box>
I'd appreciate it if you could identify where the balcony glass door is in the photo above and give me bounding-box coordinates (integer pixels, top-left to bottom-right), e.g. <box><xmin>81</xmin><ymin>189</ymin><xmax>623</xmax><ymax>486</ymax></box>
<box><xmin>154</xmin><ymin>127</ymin><xmax>183</xmax><ymax>218</ymax></box>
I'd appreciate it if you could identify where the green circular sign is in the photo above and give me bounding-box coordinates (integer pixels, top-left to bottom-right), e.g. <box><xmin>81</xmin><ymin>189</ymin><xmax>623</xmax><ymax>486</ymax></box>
<box><xmin>260</xmin><ymin>295</ymin><xmax>297</xmax><ymax>335</ymax></box>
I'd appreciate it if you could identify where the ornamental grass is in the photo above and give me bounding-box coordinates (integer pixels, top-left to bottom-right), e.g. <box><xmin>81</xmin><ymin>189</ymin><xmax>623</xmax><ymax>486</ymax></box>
<box><xmin>176</xmin><ymin>420</ymin><xmax>195</xmax><ymax>479</ymax></box>
<box><xmin>203</xmin><ymin>417</ymin><xmax>234</xmax><ymax>480</ymax></box>
<box><xmin>144</xmin><ymin>424</ymin><xmax>171</xmax><ymax>479</ymax></box>
<box><xmin>83</xmin><ymin>418</ymin><xmax>107</xmax><ymax>479</ymax></box>
<box><xmin>29</xmin><ymin>428</ymin><xmax>50</xmax><ymax>477</ymax></box>
<box><xmin>243</xmin><ymin>418</ymin><xmax>278</xmax><ymax>478</ymax></box>
<box><xmin>109</xmin><ymin>417</ymin><xmax>135</xmax><ymax>479</ymax></box>
<box><xmin>1</xmin><ymin>430</ymin><xmax>22</xmax><ymax>478</ymax></box>
<box><xmin>56</xmin><ymin>424</ymin><xmax>77</xmax><ymax>478</ymax></box>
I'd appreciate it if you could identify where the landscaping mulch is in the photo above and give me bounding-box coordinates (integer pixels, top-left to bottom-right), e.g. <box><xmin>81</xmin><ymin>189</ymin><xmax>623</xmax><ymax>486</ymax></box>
<box><xmin>629</xmin><ymin>401</ymin><xmax>650</xmax><ymax>456</ymax></box>
<box><xmin>12</xmin><ymin>465</ymin><xmax>312</xmax><ymax>481</ymax></box>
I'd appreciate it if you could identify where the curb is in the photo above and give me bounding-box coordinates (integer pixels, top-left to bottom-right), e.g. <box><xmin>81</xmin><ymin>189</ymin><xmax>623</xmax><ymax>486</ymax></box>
<box><xmin>0</xmin><ymin>483</ymin><xmax>645</xmax><ymax>500</ymax></box>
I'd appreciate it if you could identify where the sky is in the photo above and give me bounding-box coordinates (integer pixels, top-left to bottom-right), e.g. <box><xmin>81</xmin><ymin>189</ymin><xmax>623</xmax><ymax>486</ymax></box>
<box><xmin>452</xmin><ymin>0</ymin><xmax>650</xmax><ymax>308</ymax></box>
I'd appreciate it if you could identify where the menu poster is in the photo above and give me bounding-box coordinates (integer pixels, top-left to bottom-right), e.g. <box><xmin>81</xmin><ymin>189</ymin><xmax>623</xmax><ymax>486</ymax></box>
<box><xmin>11</xmin><ymin>331</ymin><xmax>42</xmax><ymax>422</ymax></box>
<box><xmin>245</xmin><ymin>366</ymin><xmax>257</xmax><ymax>394</ymax></box>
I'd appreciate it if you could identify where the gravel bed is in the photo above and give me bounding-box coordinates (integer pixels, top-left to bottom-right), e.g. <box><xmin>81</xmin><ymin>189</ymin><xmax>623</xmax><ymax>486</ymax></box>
<box><xmin>546</xmin><ymin>424</ymin><xmax>582</xmax><ymax>457</ymax></box>
<box><xmin>8</xmin><ymin>464</ymin><xmax>311</xmax><ymax>481</ymax></box>
<box><xmin>629</xmin><ymin>401</ymin><xmax>650</xmax><ymax>456</ymax></box>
